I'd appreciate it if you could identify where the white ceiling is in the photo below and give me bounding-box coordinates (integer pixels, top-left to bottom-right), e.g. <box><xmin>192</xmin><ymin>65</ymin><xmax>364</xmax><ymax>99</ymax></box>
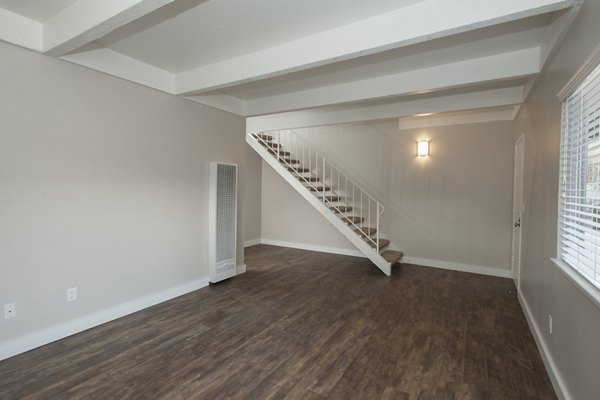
<box><xmin>0</xmin><ymin>0</ymin><xmax>582</xmax><ymax>126</ymax></box>
<box><xmin>0</xmin><ymin>0</ymin><xmax>78</xmax><ymax>22</ymax></box>
<box><xmin>97</xmin><ymin>0</ymin><xmax>423</xmax><ymax>73</ymax></box>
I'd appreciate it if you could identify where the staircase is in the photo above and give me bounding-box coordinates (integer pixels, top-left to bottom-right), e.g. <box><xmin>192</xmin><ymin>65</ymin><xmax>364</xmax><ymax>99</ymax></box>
<box><xmin>247</xmin><ymin>129</ymin><xmax>403</xmax><ymax>276</ymax></box>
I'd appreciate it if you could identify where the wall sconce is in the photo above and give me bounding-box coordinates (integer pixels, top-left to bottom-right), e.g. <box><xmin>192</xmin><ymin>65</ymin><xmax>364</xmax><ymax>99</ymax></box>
<box><xmin>417</xmin><ymin>140</ymin><xmax>430</xmax><ymax>157</ymax></box>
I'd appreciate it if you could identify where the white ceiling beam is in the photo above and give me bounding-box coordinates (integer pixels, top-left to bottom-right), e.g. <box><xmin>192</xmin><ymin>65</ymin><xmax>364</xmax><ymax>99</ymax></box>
<box><xmin>539</xmin><ymin>4</ymin><xmax>582</xmax><ymax>68</ymax></box>
<box><xmin>60</xmin><ymin>43</ymin><xmax>175</xmax><ymax>93</ymax></box>
<box><xmin>245</xmin><ymin>48</ymin><xmax>540</xmax><ymax>116</ymax></box>
<box><xmin>176</xmin><ymin>0</ymin><xmax>576</xmax><ymax>95</ymax></box>
<box><xmin>247</xmin><ymin>86</ymin><xmax>525</xmax><ymax>132</ymax></box>
<box><xmin>397</xmin><ymin>107</ymin><xmax>518</xmax><ymax>130</ymax></box>
<box><xmin>184</xmin><ymin>94</ymin><xmax>246</xmax><ymax>116</ymax></box>
<box><xmin>43</xmin><ymin>0</ymin><xmax>176</xmax><ymax>57</ymax></box>
<box><xmin>0</xmin><ymin>7</ymin><xmax>42</xmax><ymax>51</ymax></box>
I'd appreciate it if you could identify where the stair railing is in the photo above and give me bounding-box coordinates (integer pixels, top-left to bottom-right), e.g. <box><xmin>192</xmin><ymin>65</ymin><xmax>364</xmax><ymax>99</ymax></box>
<box><xmin>249</xmin><ymin>129</ymin><xmax>384</xmax><ymax>251</ymax></box>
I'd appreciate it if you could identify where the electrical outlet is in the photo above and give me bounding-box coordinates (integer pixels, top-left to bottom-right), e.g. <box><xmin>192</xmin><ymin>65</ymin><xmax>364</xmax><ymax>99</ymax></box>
<box><xmin>548</xmin><ymin>314</ymin><xmax>553</xmax><ymax>335</ymax></box>
<box><xmin>67</xmin><ymin>287</ymin><xmax>77</xmax><ymax>303</ymax></box>
<box><xmin>4</xmin><ymin>303</ymin><xmax>16</xmax><ymax>319</ymax></box>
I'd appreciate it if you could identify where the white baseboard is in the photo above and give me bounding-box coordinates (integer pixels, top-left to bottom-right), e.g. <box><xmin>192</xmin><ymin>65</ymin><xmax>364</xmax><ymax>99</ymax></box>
<box><xmin>237</xmin><ymin>264</ymin><xmax>247</xmax><ymax>274</ymax></box>
<box><xmin>518</xmin><ymin>292</ymin><xmax>570</xmax><ymax>400</ymax></box>
<box><xmin>255</xmin><ymin>239</ymin><xmax>511</xmax><ymax>278</ymax></box>
<box><xmin>244</xmin><ymin>239</ymin><xmax>261</xmax><ymax>247</ymax></box>
<box><xmin>0</xmin><ymin>277</ymin><xmax>209</xmax><ymax>362</ymax></box>
<box><xmin>403</xmin><ymin>256</ymin><xmax>512</xmax><ymax>278</ymax></box>
<box><xmin>260</xmin><ymin>238</ymin><xmax>364</xmax><ymax>258</ymax></box>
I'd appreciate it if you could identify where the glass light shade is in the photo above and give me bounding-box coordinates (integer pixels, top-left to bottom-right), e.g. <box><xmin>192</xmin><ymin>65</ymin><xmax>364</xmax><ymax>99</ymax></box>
<box><xmin>417</xmin><ymin>140</ymin><xmax>429</xmax><ymax>157</ymax></box>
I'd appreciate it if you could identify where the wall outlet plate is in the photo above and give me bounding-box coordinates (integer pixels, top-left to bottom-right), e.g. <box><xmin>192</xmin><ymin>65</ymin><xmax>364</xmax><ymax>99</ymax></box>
<box><xmin>67</xmin><ymin>287</ymin><xmax>77</xmax><ymax>303</ymax></box>
<box><xmin>4</xmin><ymin>303</ymin><xmax>16</xmax><ymax>319</ymax></box>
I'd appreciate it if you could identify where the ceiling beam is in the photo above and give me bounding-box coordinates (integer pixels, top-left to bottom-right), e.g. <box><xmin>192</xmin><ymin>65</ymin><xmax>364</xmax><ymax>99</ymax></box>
<box><xmin>0</xmin><ymin>7</ymin><xmax>42</xmax><ymax>51</ymax></box>
<box><xmin>247</xmin><ymin>86</ymin><xmax>525</xmax><ymax>132</ymax></box>
<box><xmin>184</xmin><ymin>94</ymin><xmax>246</xmax><ymax>116</ymax></box>
<box><xmin>43</xmin><ymin>0</ymin><xmax>176</xmax><ymax>57</ymax></box>
<box><xmin>539</xmin><ymin>5</ymin><xmax>581</xmax><ymax>68</ymax></box>
<box><xmin>397</xmin><ymin>107</ymin><xmax>518</xmax><ymax>130</ymax></box>
<box><xmin>244</xmin><ymin>47</ymin><xmax>540</xmax><ymax>116</ymax></box>
<box><xmin>176</xmin><ymin>0</ymin><xmax>576</xmax><ymax>95</ymax></box>
<box><xmin>60</xmin><ymin>43</ymin><xmax>175</xmax><ymax>93</ymax></box>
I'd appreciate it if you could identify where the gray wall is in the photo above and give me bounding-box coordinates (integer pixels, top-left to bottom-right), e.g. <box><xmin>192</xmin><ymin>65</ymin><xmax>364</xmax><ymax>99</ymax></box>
<box><xmin>244</xmin><ymin>144</ymin><xmax>262</xmax><ymax>244</ymax></box>
<box><xmin>514</xmin><ymin>0</ymin><xmax>600</xmax><ymax>398</ymax></box>
<box><xmin>260</xmin><ymin>119</ymin><xmax>515</xmax><ymax>274</ymax></box>
<box><xmin>0</xmin><ymin>41</ymin><xmax>245</xmax><ymax>343</ymax></box>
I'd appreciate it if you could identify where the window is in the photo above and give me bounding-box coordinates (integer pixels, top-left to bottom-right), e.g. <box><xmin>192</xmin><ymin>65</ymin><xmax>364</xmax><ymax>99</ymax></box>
<box><xmin>559</xmin><ymin>62</ymin><xmax>600</xmax><ymax>291</ymax></box>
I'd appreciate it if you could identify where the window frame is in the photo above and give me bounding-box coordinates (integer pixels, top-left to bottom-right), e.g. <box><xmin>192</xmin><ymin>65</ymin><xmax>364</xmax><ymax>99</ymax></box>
<box><xmin>554</xmin><ymin>43</ymin><xmax>600</xmax><ymax>309</ymax></box>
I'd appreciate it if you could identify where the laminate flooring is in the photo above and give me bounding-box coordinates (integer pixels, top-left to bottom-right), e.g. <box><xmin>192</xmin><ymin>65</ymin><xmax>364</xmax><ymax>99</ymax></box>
<box><xmin>0</xmin><ymin>245</ymin><xmax>556</xmax><ymax>399</ymax></box>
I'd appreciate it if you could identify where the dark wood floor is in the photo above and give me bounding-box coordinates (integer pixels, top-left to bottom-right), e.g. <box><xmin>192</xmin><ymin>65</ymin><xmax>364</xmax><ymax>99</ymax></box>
<box><xmin>0</xmin><ymin>245</ymin><xmax>555</xmax><ymax>399</ymax></box>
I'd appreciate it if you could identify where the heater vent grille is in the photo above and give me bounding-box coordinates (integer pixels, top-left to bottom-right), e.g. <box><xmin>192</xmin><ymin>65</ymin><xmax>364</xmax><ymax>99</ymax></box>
<box><xmin>216</xmin><ymin>164</ymin><xmax>236</xmax><ymax>263</ymax></box>
<box><xmin>209</xmin><ymin>162</ymin><xmax>237</xmax><ymax>283</ymax></box>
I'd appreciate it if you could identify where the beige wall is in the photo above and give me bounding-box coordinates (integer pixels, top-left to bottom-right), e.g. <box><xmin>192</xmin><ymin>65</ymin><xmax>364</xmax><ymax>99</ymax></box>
<box><xmin>0</xmin><ymin>42</ymin><xmax>245</xmax><ymax>344</ymax></box>
<box><xmin>261</xmin><ymin>161</ymin><xmax>356</xmax><ymax>252</ymax></box>
<box><xmin>514</xmin><ymin>0</ymin><xmax>600</xmax><ymax>398</ymax></box>
<box><xmin>260</xmin><ymin>119</ymin><xmax>515</xmax><ymax>273</ymax></box>
<box><xmin>244</xmin><ymin>145</ymin><xmax>262</xmax><ymax>244</ymax></box>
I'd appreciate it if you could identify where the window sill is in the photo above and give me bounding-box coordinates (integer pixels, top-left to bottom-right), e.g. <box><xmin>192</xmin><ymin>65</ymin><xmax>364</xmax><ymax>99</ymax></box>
<box><xmin>551</xmin><ymin>258</ymin><xmax>600</xmax><ymax>309</ymax></box>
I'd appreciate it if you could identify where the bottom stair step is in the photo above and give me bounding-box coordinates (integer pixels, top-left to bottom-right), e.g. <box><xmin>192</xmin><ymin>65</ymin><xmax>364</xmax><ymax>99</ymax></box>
<box><xmin>382</xmin><ymin>250</ymin><xmax>403</xmax><ymax>265</ymax></box>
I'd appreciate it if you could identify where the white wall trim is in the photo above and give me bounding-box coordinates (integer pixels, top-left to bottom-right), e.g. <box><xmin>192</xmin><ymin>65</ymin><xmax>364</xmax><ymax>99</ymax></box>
<box><xmin>244</xmin><ymin>238</ymin><xmax>262</xmax><ymax>247</ymax></box>
<box><xmin>257</xmin><ymin>240</ymin><xmax>510</xmax><ymax>278</ymax></box>
<box><xmin>237</xmin><ymin>264</ymin><xmax>247</xmax><ymax>274</ymax></box>
<box><xmin>557</xmin><ymin>41</ymin><xmax>600</xmax><ymax>101</ymax></box>
<box><xmin>518</xmin><ymin>292</ymin><xmax>570</xmax><ymax>400</ymax></box>
<box><xmin>260</xmin><ymin>239</ymin><xmax>364</xmax><ymax>258</ymax></box>
<box><xmin>0</xmin><ymin>277</ymin><xmax>209</xmax><ymax>362</ymax></box>
<box><xmin>403</xmin><ymin>256</ymin><xmax>512</xmax><ymax>278</ymax></box>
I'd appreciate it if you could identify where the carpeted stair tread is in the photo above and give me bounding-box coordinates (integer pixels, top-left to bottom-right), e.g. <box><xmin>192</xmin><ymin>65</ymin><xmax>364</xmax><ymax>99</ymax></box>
<box><xmin>330</xmin><ymin>206</ymin><xmax>353</xmax><ymax>213</ymax></box>
<box><xmin>261</xmin><ymin>142</ymin><xmax>282</xmax><ymax>148</ymax></box>
<box><xmin>382</xmin><ymin>250</ymin><xmax>403</xmax><ymax>264</ymax></box>
<box><xmin>280</xmin><ymin>158</ymin><xmax>300</xmax><ymax>164</ymax></box>
<box><xmin>255</xmin><ymin>134</ymin><xmax>273</xmax><ymax>141</ymax></box>
<box><xmin>268</xmin><ymin>149</ymin><xmax>291</xmax><ymax>156</ymax></box>
<box><xmin>297</xmin><ymin>176</ymin><xmax>320</xmax><ymax>182</ymax></box>
<box><xmin>320</xmin><ymin>195</ymin><xmax>342</xmax><ymax>202</ymax></box>
<box><xmin>342</xmin><ymin>216</ymin><xmax>364</xmax><ymax>225</ymax></box>
<box><xmin>368</xmin><ymin>238</ymin><xmax>390</xmax><ymax>250</ymax></box>
<box><xmin>308</xmin><ymin>186</ymin><xmax>331</xmax><ymax>192</ymax></box>
<box><xmin>290</xmin><ymin>167</ymin><xmax>310</xmax><ymax>173</ymax></box>
<box><xmin>355</xmin><ymin>227</ymin><xmax>377</xmax><ymax>237</ymax></box>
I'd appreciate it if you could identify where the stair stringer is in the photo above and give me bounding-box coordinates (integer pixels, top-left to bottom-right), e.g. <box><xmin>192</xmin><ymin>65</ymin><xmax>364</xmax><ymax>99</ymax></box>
<box><xmin>247</xmin><ymin>135</ymin><xmax>392</xmax><ymax>276</ymax></box>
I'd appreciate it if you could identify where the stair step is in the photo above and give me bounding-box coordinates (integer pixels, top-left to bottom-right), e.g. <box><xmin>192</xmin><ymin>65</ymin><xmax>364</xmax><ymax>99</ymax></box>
<box><xmin>297</xmin><ymin>176</ymin><xmax>319</xmax><ymax>182</ymax></box>
<box><xmin>255</xmin><ymin>133</ymin><xmax>273</xmax><ymax>141</ymax></box>
<box><xmin>280</xmin><ymin>158</ymin><xmax>300</xmax><ymax>164</ymax></box>
<box><xmin>308</xmin><ymin>186</ymin><xmax>331</xmax><ymax>192</ymax></box>
<box><xmin>368</xmin><ymin>238</ymin><xmax>390</xmax><ymax>250</ymax></box>
<box><xmin>342</xmin><ymin>216</ymin><xmax>364</xmax><ymax>225</ymax></box>
<box><xmin>269</xmin><ymin>149</ymin><xmax>291</xmax><ymax>156</ymax></box>
<box><xmin>289</xmin><ymin>167</ymin><xmax>310</xmax><ymax>173</ymax></box>
<box><xmin>330</xmin><ymin>206</ymin><xmax>353</xmax><ymax>213</ymax></box>
<box><xmin>382</xmin><ymin>250</ymin><xmax>403</xmax><ymax>265</ymax></box>
<box><xmin>354</xmin><ymin>227</ymin><xmax>377</xmax><ymax>237</ymax></box>
<box><xmin>320</xmin><ymin>195</ymin><xmax>342</xmax><ymax>202</ymax></box>
<box><xmin>261</xmin><ymin>142</ymin><xmax>282</xmax><ymax>148</ymax></box>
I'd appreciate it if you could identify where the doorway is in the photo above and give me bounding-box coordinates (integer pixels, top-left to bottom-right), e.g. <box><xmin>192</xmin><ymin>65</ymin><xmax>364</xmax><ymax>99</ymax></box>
<box><xmin>511</xmin><ymin>135</ymin><xmax>525</xmax><ymax>291</ymax></box>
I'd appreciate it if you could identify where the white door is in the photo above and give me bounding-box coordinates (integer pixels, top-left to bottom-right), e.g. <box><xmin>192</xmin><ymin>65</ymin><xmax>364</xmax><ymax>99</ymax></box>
<box><xmin>511</xmin><ymin>136</ymin><xmax>525</xmax><ymax>290</ymax></box>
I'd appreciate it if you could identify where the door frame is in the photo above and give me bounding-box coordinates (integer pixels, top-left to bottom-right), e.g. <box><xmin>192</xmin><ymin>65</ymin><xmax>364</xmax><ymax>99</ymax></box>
<box><xmin>511</xmin><ymin>135</ymin><xmax>525</xmax><ymax>291</ymax></box>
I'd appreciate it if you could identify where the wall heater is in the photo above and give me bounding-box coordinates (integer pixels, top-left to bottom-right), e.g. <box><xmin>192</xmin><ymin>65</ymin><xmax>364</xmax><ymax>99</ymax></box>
<box><xmin>208</xmin><ymin>162</ymin><xmax>238</xmax><ymax>283</ymax></box>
